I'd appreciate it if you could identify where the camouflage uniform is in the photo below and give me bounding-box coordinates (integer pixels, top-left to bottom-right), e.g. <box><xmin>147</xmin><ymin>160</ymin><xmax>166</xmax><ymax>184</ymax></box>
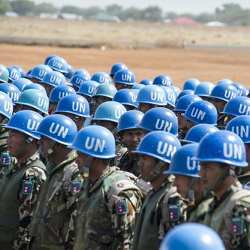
<box><xmin>0</xmin><ymin>126</ymin><xmax>11</xmax><ymax>178</ymax></box>
<box><xmin>118</xmin><ymin>151</ymin><xmax>140</xmax><ymax>177</ymax></box>
<box><xmin>0</xmin><ymin>152</ymin><xmax>46</xmax><ymax>249</ymax></box>
<box><xmin>239</xmin><ymin>170</ymin><xmax>250</xmax><ymax>188</ymax></box>
<box><xmin>132</xmin><ymin>176</ymin><xmax>187</xmax><ymax>250</ymax></box>
<box><xmin>72</xmin><ymin>166</ymin><xmax>143</xmax><ymax>250</ymax></box>
<box><xmin>30</xmin><ymin>151</ymin><xmax>84</xmax><ymax>250</ymax></box>
<box><xmin>203</xmin><ymin>181</ymin><xmax>250</xmax><ymax>250</ymax></box>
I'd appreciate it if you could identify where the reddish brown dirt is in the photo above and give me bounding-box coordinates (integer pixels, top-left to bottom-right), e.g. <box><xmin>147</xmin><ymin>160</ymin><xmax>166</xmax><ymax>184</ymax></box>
<box><xmin>1</xmin><ymin>44</ymin><xmax>250</xmax><ymax>87</ymax></box>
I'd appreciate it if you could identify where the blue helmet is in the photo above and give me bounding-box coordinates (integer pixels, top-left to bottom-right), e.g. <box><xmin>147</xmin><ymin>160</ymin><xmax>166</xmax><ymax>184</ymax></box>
<box><xmin>71</xmin><ymin>71</ymin><xmax>91</xmax><ymax>90</ymax></box>
<box><xmin>12</xmin><ymin>78</ymin><xmax>32</xmax><ymax>91</ymax></box>
<box><xmin>5</xmin><ymin>110</ymin><xmax>43</xmax><ymax>139</ymax></box>
<box><xmin>113</xmin><ymin>69</ymin><xmax>136</xmax><ymax>86</ymax></box>
<box><xmin>226</xmin><ymin>115</ymin><xmax>250</xmax><ymax>144</ymax></box>
<box><xmin>71</xmin><ymin>125</ymin><xmax>116</xmax><ymax>159</ymax></box>
<box><xmin>113</xmin><ymin>89</ymin><xmax>138</xmax><ymax>108</ymax></box>
<box><xmin>0</xmin><ymin>83</ymin><xmax>21</xmax><ymax>102</ymax></box>
<box><xmin>137</xmin><ymin>85</ymin><xmax>167</xmax><ymax>106</ymax></box>
<box><xmin>10</xmin><ymin>65</ymin><xmax>25</xmax><ymax>77</ymax></box>
<box><xmin>196</xmin><ymin>130</ymin><xmax>248</xmax><ymax>167</ymax></box>
<box><xmin>23</xmin><ymin>83</ymin><xmax>47</xmax><ymax>95</ymax></box>
<box><xmin>184</xmin><ymin>124</ymin><xmax>219</xmax><ymax>144</ymax></box>
<box><xmin>132</xmin><ymin>83</ymin><xmax>144</xmax><ymax>90</ymax></box>
<box><xmin>162</xmin><ymin>86</ymin><xmax>177</xmax><ymax>108</ymax></box>
<box><xmin>140</xmin><ymin>79</ymin><xmax>152</xmax><ymax>85</ymax></box>
<box><xmin>91</xmin><ymin>72</ymin><xmax>112</xmax><ymax>84</ymax></box>
<box><xmin>44</xmin><ymin>54</ymin><xmax>57</xmax><ymax>65</ymax></box>
<box><xmin>166</xmin><ymin>144</ymin><xmax>200</xmax><ymax>178</ymax></box>
<box><xmin>174</xmin><ymin>94</ymin><xmax>202</xmax><ymax>112</ymax></box>
<box><xmin>7</xmin><ymin>66</ymin><xmax>21</xmax><ymax>82</ymax></box>
<box><xmin>16</xmin><ymin>89</ymin><xmax>49</xmax><ymax>114</ymax></box>
<box><xmin>223</xmin><ymin>96</ymin><xmax>250</xmax><ymax>117</ymax></box>
<box><xmin>73</xmin><ymin>69</ymin><xmax>91</xmax><ymax>78</ymax></box>
<box><xmin>210</xmin><ymin>82</ymin><xmax>238</xmax><ymax>102</ymax></box>
<box><xmin>171</xmin><ymin>86</ymin><xmax>181</xmax><ymax>97</ymax></box>
<box><xmin>41</xmin><ymin>71</ymin><xmax>66</xmax><ymax>87</ymax></box>
<box><xmin>153</xmin><ymin>74</ymin><xmax>172</xmax><ymax>87</ymax></box>
<box><xmin>139</xmin><ymin>107</ymin><xmax>178</xmax><ymax>135</ymax></box>
<box><xmin>28</xmin><ymin>64</ymin><xmax>52</xmax><ymax>81</ymax></box>
<box><xmin>194</xmin><ymin>81</ymin><xmax>214</xmax><ymax>97</ymax></box>
<box><xmin>77</xmin><ymin>80</ymin><xmax>99</xmax><ymax>98</ymax></box>
<box><xmin>36</xmin><ymin>114</ymin><xmax>77</xmax><ymax>145</ymax></box>
<box><xmin>217</xmin><ymin>79</ymin><xmax>233</xmax><ymax>85</ymax></box>
<box><xmin>47</xmin><ymin>56</ymin><xmax>69</xmax><ymax>74</ymax></box>
<box><xmin>183</xmin><ymin>79</ymin><xmax>200</xmax><ymax>91</ymax></box>
<box><xmin>93</xmin><ymin>101</ymin><xmax>126</xmax><ymax>123</ymax></box>
<box><xmin>134</xmin><ymin>131</ymin><xmax>181</xmax><ymax>163</ymax></box>
<box><xmin>110</xmin><ymin>63</ymin><xmax>128</xmax><ymax>77</ymax></box>
<box><xmin>232</xmin><ymin>82</ymin><xmax>249</xmax><ymax>97</ymax></box>
<box><xmin>160</xmin><ymin>223</ymin><xmax>225</xmax><ymax>250</ymax></box>
<box><xmin>55</xmin><ymin>94</ymin><xmax>90</xmax><ymax>118</ymax></box>
<box><xmin>0</xmin><ymin>64</ymin><xmax>9</xmax><ymax>83</ymax></box>
<box><xmin>184</xmin><ymin>100</ymin><xmax>218</xmax><ymax>125</ymax></box>
<box><xmin>117</xmin><ymin>110</ymin><xmax>144</xmax><ymax>133</ymax></box>
<box><xmin>49</xmin><ymin>85</ymin><xmax>76</xmax><ymax>104</ymax></box>
<box><xmin>176</xmin><ymin>89</ymin><xmax>194</xmax><ymax>101</ymax></box>
<box><xmin>0</xmin><ymin>92</ymin><xmax>13</xmax><ymax>119</ymax></box>
<box><xmin>94</xmin><ymin>83</ymin><xmax>117</xmax><ymax>99</ymax></box>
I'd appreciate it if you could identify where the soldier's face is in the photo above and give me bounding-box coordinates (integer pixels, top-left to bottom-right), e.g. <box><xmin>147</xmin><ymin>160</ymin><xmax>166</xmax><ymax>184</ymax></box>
<box><xmin>94</xmin><ymin>120</ymin><xmax>117</xmax><ymax>133</ymax></box>
<box><xmin>174</xmin><ymin>175</ymin><xmax>191</xmax><ymax>198</ymax></box>
<box><xmin>7</xmin><ymin>130</ymin><xmax>27</xmax><ymax>157</ymax></box>
<box><xmin>39</xmin><ymin>136</ymin><xmax>55</xmax><ymax>160</ymax></box>
<box><xmin>175</xmin><ymin>112</ymin><xmax>185</xmax><ymax>130</ymax></box>
<box><xmin>209</xmin><ymin>99</ymin><xmax>225</xmax><ymax>113</ymax></box>
<box><xmin>138</xmin><ymin>155</ymin><xmax>156</xmax><ymax>182</ymax></box>
<box><xmin>138</xmin><ymin>103</ymin><xmax>155</xmax><ymax>113</ymax></box>
<box><xmin>200</xmin><ymin>162</ymin><xmax>225</xmax><ymax>192</ymax></box>
<box><xmin>120</xmin><ymin>129</ymin><xmax>144</xmax><ymax>150</ymax></box>
<box><xmin>246</xmin><ymin>144</ymin><xmax>250</xmax><ymax>167</ymax></box>
<box><xmin>62</xmin><ymin>113</ymin><xmax>85</xmax><ymax>131</ymax></box>
<box><xmin>76</xmin><ymin>152</ymin><xmax>93</xmax><ymax>170</ymax></box>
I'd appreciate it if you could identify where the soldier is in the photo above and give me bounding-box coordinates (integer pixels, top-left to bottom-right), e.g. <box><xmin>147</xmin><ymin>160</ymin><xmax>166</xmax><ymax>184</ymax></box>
<box><xmin>0</xmin><ymin>92</ymin><xmax>13</xmax><ymax>178</ymax></box>
<box><xmin>55</xmin><ymin>94</ymin><xmax>90</xmax><ymax>130</ymax></box>
<box><xmin>160</xmin><ymin>223</ymin><xmax>225</xmax><ymax>250</ymax></box>
<box><xmin>113</xmin><ymin>89</ymin><xmax>139</xmax><ymax>111</ymax></box>
<box><xmin>30</xmin><ymin>114</ymin><xmax>82</xmax><ymax>250</ymax></box>
<box><xmin>113</xmin><ymin>69</ymin><xmax>135</xmax><ymax>90</ymax></box>
<box><xmin>110</xmin><ymin>63</ymin><xmax>128</xmax><ymax>79</ymax></box>
<box><xmin>69</xmin><ymin>125</ymin><xmax>143</xmax><ymax>250</ymax></box>
<box><xmin>226</xmin><ymin>115</ymin><xmax>250</xmax><ymax>186</ymax></box>
<box><xmin>196</xmin><ymin>130</ymin><xmax>250</xmax><ymax>249</ymax></box>
<box><xmin>132</xmin><ymin>131</ymin><xmax>186</xmax><ymax>250</ymax></box>
<box><xmin>0</xmin><ymin>110</ymin><xmax>46</xmax><ymax>249</ymax></box>
<box><xmin>117</xmin><ymin>110</ymin><xmax>144</xmax><ymax>176</ymax></box>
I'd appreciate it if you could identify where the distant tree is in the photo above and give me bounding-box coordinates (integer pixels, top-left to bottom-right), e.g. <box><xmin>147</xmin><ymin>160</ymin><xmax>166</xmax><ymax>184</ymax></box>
<box><xmin>120</xmin><ymin>7</ymin><xmax>143</xmax><ymax>21</ymax></box>
<box><xmin>61</xmin><ymin>5</ymin><xmax>82</xmax><ymax>15</ymax></box>
<box><xmin>105</xmin><ymin>4</ymin><xmax>123</xmax><ymax>17</ymax></box>
<box><xmin>81</xmin><ymin>6</ymin><xmax>103</xmax><ymax>18</ymax></box>
<box><xmin>34</xmin><ymin>2</ymin><xmax>57</xmax><ymax>15</ymax></box>
<box><xmin>141</xmin><ymin>6</ymin><xmax>163</xmax><ymax>22</ymax></box>
<box><xmin>194</xmin><ymin>12</ymin><xmax>215</xmax><ymax>23</ymax></box>
<box><xmin>10</xmin><ymin>0</ymin><xmax>35</xmax><ymax>16</ymax></box>
<box><xmin>0</xmin><ymin>0</ymin><xmax>11</xmax><ymax>14</ymax></box>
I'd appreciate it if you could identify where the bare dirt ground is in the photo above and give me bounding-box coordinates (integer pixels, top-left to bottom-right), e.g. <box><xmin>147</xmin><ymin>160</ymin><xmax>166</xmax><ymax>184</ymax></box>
<box><xmin>1</xmin><ymin>44</ymin><xmax>250</xmax><ymax>87</ymax></box>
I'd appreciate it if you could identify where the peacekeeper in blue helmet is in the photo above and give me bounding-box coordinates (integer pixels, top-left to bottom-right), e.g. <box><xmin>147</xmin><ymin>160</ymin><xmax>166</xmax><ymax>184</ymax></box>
<box><xmin>30</xmin><ymin>114</ymin><xmax>83</xmax><ymax>250</ymax></box>
<box><xmin>132</xmin><ymin>131</ymin><xmax>187</xmax><ymax>250</ymax></box>
<box><xmin>196</xmin><ymin>130</ymin><xmax>250</xmax><ymax>250</ymax></box>
<box><xmin>0</xmin><ymin>110</ymin><xmax>46</xmax><ymax>249</ymax></box>
<box><xmin>160</xmin><ymin>223</ymin><xmax>225</xmax><ymax>250</ymax></box>
<box><xmin>226</xmin><ymin>115</ymin><xmax>250</xmax><ymax>187</ymax></box>
<box><xmin>117</xmin><ymin>110</ymin><xmax>144</xmax><ymax>176</ymax></box>
<box><xmin>68</xmin><ymin>125</ymin><xmax>143</xmax><ymax>250</ymax></box>
<box><xmin>0</xmin><ymin>92</ymin><xmax>13</xmax><ymax>178</ymax></box>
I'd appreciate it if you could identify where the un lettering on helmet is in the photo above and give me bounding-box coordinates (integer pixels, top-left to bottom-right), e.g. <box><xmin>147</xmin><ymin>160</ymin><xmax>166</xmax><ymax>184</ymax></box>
<box><xmin>150</xmin><ymin>91</ymin><xmax>164</xmax><ymax>102</ymax></box>
<box><xmin>157</xmin><ymin>141</ymin><xmax>177</xmax><ymax>157</ymax></box>
<box><xmin>88</xmin><ymin>86</ymin><xmax>96</xmax><ymax>95</ymax></box>
<box><xmin>85</xmin><ymin>136</ymin><xmax>106</xmax><ymax>153</ymax></box>
<box><xmin>223</xmin><ymin>142</ymin><xmax>243</xmax><ymax>160</ymax></box>
<box><xmin>121</xmin><ymin>73</ymin><xmax>132</xmax><ymax>82</ymax></box>
<box><xmin>58</xmin><ymin>91</ymin><xmax>69</xmax><ymax>99</ymax></box>
<box><xmin>238</xmin><ymin>104</ymin><xmax>250</xmax><ymax>115</ymax></box>
<box><xmin>38</xmin><ymin>97</ymin><xmax>49</xmax><ymax>109</ymax></box>
<box><xmin>49</xmin><ymin>75</ymin><xmax>63</xmax><ymax>85</ymax></box>
<box><xmin>72</xmin><ymin>101</ymin><xmax>86</xmax><ymax>113</ymax></box>
<box><xmin>231</xmin><ymin>125</ymin><xmax>249</xmax><ymax>139</ymax></box>
<box><xmin>4</xmin><ymin>101</ymin><xmax>12</xmax><ymax>113</ymax></box>
<box><xmin>155</xmin><ymin>119</ymin><xmax>173</xmax><ymax>132</ymax></box>
<box><xmin>27</xmin><ymin>119</ymin><xmax>40</xmax><ymax>131</ymax></box>
<box><xmin>115</xmin><ymin>107</ymin><xmax>125</xmax><ymax>119</ymax></box>
<box><xmin>10</xmin><ymin>92</ymin><xmax>19</xmax><ymax>102</ymax></box>
<box><xmin>186</xmin><ymin>156</ymin><xmax>200</xmax><ymax>171</ymax></box>
<box><xmin>49</xmin><ymin>122</ymin><xmax>69</xmax><ymax>139</ymax></box>
<box><xmin>38</xmin><ymin>69</ymin><xmax>46</xmax><ymax>78</ymax></box>
<box><xmin>224</xmin><ymin>89</ymin><xmax>237</xmax><ymax>100</ymax></box>
<box><xmin>190</xmin><ymin>108</ymin><xmax>206</xmax><ymax>121</ymax></box>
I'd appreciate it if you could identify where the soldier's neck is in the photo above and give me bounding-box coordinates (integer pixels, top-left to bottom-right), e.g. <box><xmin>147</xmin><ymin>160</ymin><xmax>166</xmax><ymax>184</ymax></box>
<box><xmin>17</xmin><ymin>147</ymin><xmax>37</xmax><ymax>165</ymax></box>
<box><xmin>48</xmin><ymin>148</ymin><xmax>71</xmax><ymax>166</ymax></box>
<box><xmin>151</xmin><ymin>174</ymin><xmax>166</xmax><ymax>191</ymax></box>
<box><xmin>89</xmin><ymin>161</ymin><xmax>109</xmax><ymax>184</ymax></box>
<box><xmin>214</xmin><ymin>176</ymin><xmax>236</xmax><ymax>200</ymax></box>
